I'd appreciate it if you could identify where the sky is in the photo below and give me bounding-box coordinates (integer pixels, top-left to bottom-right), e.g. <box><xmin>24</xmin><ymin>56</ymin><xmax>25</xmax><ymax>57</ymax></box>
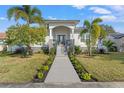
<box><xmin>0</xmin><ymin>5</ymin><xmax>124</xmax><ymax>33</ymax></box>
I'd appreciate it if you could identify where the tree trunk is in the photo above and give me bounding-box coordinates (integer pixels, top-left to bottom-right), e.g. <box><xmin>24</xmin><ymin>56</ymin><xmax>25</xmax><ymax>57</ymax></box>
<box><xmin>88</xmin><ymin>34</ymin><xmax>92</xmax><ymax>56</ymax></box>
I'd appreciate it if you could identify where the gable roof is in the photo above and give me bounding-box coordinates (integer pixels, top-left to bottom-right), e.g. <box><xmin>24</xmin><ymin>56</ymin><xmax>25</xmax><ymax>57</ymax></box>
<box><xmin>45</xmin><ymin>20</ymin><xmax>80</xmax><ymax>25</ymax></box>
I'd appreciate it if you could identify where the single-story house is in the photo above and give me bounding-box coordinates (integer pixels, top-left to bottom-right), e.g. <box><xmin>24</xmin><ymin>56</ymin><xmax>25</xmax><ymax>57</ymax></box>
<box><xmin>44</xmin><ymin>20</ymin><xmax>87</xmax><ymax>49</ymax></box>
<box><xmin>0</xmin><ymin>20</ymin><xmax>124</xmax><ymax>52</ymax></box>
<box><xmin>0</xmin><ymin>20</ymin><xmax>89</xmax><ymax>52</ymax></box>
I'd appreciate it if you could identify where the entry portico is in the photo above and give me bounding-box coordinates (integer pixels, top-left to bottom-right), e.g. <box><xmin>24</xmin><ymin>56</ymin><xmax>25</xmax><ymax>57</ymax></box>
<box><xmin>45</xmin><ymin>20</ymin><xmax>80</xmax><ymax>48</ymax></box>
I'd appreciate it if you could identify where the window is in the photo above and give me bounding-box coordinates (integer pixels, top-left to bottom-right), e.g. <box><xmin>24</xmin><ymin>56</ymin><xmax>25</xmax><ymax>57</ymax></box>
<box><xmin>80</xmin><ymin>33</ymin><xmax>90</xmax><ymax>42</ymax></box>
<box><xmin>81</xmin><ymin>34</ymin><xmax>85</xmax><ymax>42</ymax></box>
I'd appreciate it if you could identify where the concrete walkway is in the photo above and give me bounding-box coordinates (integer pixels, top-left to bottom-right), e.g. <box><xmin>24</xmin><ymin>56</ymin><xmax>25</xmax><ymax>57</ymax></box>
<box><xmin>44</xmin><ymin>45</ymin><xmax>80</xmax><ymax>83</ymax></box>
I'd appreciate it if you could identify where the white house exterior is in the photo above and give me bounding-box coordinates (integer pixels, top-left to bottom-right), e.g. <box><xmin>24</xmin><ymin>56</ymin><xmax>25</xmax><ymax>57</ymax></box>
<box><xmin>1</xmin><ymin>20</ymin><xmax>124</xmax><ymax>52</ymax></box>
<box><xmin>0</xmin><ymin>20</ymin><xmax>89</xmax><ymax>52</ymax></box>
<box><xmin>44</xmin><ymin>20</ymin><xmax>87</xmax><ymax>49</ymax></box>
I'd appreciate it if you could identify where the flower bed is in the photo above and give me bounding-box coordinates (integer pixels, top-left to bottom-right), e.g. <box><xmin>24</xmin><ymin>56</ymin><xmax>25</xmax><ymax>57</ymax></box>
<box><xmin>68</xmin><ymin>54</ymin><xmax>97</xmax><ymax>82</ymax></box>
<box><xmin>33</xmin><ymin>48</ymin><xmax>56</xmax><ymax>82</ymax></box>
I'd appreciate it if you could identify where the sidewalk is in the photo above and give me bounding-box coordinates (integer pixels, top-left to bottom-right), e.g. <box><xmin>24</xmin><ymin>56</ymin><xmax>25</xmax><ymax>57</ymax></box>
<box><xmin>44</xmin><ymin>45</ymin><xmax>80</xmax><ymax>83</ymax></box>
<box><xmin>1</xmin><ymin>82</ymin><xmax>124</xmax><ymax>88</ymax></box>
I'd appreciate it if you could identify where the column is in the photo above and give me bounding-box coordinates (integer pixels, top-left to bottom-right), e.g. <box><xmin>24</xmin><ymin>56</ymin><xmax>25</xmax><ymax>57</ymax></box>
<box><xmin>71</xmin><ymin>27</ymin><xmax>75</xmax><ymax>54</ymax></box>
<box><xmin>71</xmin><ymin>28</ymin><xmax>74</xmax><ymax>40</ymax></box>
<box><xmin>49</xmin><ymin>27</ymin><xmax>53</xmax><ymax>49</ymax></box>
<box><xmin>49</xmin><ymin>28</ymin><xmax>53</xmax><ymax>39</ymax></box>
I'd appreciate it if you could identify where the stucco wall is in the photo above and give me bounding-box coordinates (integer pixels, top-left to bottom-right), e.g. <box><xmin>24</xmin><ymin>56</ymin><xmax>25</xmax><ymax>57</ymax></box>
<box><xmin>73</xmin><ymin>33</ymin><xmax>87</xmax><ymax>47</ymax></box>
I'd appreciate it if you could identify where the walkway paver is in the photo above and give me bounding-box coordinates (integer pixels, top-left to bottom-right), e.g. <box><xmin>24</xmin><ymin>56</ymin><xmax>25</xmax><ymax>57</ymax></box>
<box><xmin>44</xmin><ymin>45</ymin><xmax>80</xmax><ymax>83</ymax></box>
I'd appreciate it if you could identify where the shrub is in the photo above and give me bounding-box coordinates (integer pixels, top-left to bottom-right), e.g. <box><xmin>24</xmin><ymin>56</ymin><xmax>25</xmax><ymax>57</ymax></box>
<box><xmin>47</xmin><ymin>60</ymin><xmax>52</xmax><ymax>65</ymax></box>
<box><xmin>92</xmin><ymin>47</ymin><xmax>97</xmax><ymax>54</ymax></box>
<box><xmin>37</xmin><ymin>65</ymin><xmax>44</xmax><ymax>71</ymax></box>
<box><xmin>37</xmin><ymin>72</ymin><xmax>43</xmax><ymax>80</ymax></box>
<box><xmin>43</xmin><ymin>66</ymin><xmax>49</xmax><ymax>71</ymax></box>
<box><xmin>49</xmin><ymin>47</ymin><xmax>56</xmax><ymax>55</ymax></box>
<box><xmin>75</xmin><ymin>64</ymin><xmax>83</xmax><ymax>73</ymax></box>
<box><xmin>70</xmin><ymin>55</ymin><xmax>75</xmax><ymax>61</ymax></box>
<box><xmin>68</xmin><ymin>46</ymin><xmax>73</xmax><ymax>55</ymax></box>
<box><xmin>42</xmin><ymin>45</ymin><xmax>49</xmax><ymax>54</ymax></box>
<box><xmin>81</xmin><ymin>73</ymin><xmax>92</xmax><ymax>81</ymax></box>
<box><xmin>74</xmin><ymin>46</ymin><xmax>82</xmax><ymax>54</ymax></box>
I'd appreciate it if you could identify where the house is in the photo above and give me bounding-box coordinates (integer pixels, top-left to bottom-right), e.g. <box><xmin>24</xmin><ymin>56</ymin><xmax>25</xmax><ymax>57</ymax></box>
<box><xmin>44</xmin><ymin>20</ymin><xmax>87</xmax><ymax>50</ymax></box>
<box><xmin>2</xmin><ymin>20</ymin><xmax>124</xmax><ymax>53</ymax></box>
<box><xmin>0</xmin><ymin>20</ymin><xmax>89</xmax><ymax>52</ymax></box>
<box><xmin>106</xmin><ymin>33</ymin><xmax>124</xmax><ymax>52</ymax></box>
<box><xmin>0</xmin><ymin>32</ymin><xmax>6</xmax><ymax>51</ymax></box>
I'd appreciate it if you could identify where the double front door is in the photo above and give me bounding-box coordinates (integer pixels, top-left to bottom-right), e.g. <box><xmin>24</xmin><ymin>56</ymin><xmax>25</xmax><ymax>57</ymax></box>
<box><xmin>57</xmin><ymin>35</ymin><xmax>65</xmax><ymax>45</ymax></box>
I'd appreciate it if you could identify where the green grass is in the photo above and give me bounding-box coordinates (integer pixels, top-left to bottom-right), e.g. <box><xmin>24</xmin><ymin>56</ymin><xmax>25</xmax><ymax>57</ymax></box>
<box><xmin>76</xmin><ymin>52</ymin><xmax>124</xmax><ymax>81</ymax></box>
<box><xmin>0</xmin><ymin>53</ymin><xmax>48</xmax><ymax>83</ymax></box>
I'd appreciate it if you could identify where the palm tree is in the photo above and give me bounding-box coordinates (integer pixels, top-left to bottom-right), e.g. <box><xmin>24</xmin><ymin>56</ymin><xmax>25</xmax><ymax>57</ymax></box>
<box><xmin>80</xmin><ymin>18</ymin><xmax>106</xmax><ymax>56</ymax></box>
<box><xmin>7</xmin><ymin>5</ymin><xmax>44</xmax><ymax>25</ymax></box>
<box><xmin>7</xmin><ymin>5</ymin><xmax>44</xmax><ymax>55</ymax></box>
<box><xmin>103</xmin><ymin>40</ymin><xmax>116</xmax><ymax>52</ymax></box>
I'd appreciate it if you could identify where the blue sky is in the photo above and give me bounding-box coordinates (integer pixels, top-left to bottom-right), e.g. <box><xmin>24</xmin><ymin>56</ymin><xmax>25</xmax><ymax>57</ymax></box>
<box><xmin>0</xmin><ymin>5</ymin><xmax>124</xmax><ymax>33</ymax></box>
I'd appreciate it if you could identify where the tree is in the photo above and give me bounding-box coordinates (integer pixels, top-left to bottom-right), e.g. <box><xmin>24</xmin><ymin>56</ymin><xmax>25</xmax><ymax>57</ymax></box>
<box><xmin>7</xmin><ymin>5</ymin><xmax>44</xmax><ymax>25</ymax></box>
<box><xmin>7</xmin><ymin>5</ymin><xmax>45</xmax><ymax>56</ymax></box>
<box><xmin>101</xmin><ymin>24</ymin><xmax>116</xmax><ymax>34</ymax></box>
<box><xmin>103</xmin><ymin>40</ymin><xmax>117</xmax><ymax>52</ymax></box>
<box><xmin>6</xmin><ymin>25</ymin><xmax>47</xmax><ymax>56</ymax></box>
<box><xmin>80</xmin><ymin>18</ymin><xmax>106</xmax><ymax>56</ymax></box>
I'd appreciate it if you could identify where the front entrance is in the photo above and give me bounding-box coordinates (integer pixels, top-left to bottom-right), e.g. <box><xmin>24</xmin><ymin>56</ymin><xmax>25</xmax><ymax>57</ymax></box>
<box><xmin>57</xmin><ymin>35</ymin><xmax>65</xmax><ymax>45</ymax></box>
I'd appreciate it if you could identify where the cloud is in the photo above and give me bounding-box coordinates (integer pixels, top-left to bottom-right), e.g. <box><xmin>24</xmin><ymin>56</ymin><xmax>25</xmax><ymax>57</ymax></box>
<box><xmin>89</xmin><ymin>7</ymin><xmax>111</xmax><ymax>14</ymax></box>
<box><xmin>72</xmin><ymin>5</ymin><xmax>86</xmax><ymax>10</ymax></box>
<box><xmin>100</xmin><ymin>15</ymin><xmax>116</xmax><ymax>21</ymax></box>
<box><xmin>48</xmin><ymin>16</ymin><xmax>57</xmax><ymax>20</ymax></box>
<box><xmin>0</xmin><ymin>17</ymin><xmax>7</xmax><ymax>21</ymax></box>
<box><xmin>110</xmin><ymin>5</ymin><xmax>124</xmax><ymax>11</ymax></box>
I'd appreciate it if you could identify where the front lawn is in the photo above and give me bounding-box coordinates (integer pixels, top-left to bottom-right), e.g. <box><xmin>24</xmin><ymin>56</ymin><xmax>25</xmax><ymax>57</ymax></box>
<box><xmin>0</xmin><ymin>53</ymin><xmax>48</xmax><ymax>83</ymax></box>
<box><xmin>76</xmin><ymin>52</ymin><xmax>124</xmax><ymax>81</ymax></box>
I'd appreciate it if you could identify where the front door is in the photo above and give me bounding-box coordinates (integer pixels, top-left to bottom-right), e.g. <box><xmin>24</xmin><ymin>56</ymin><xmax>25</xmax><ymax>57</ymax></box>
<box><xmin>57</xmin><ymin>35</ymin><xmax>65</xmax><ymax>45</ymax></box>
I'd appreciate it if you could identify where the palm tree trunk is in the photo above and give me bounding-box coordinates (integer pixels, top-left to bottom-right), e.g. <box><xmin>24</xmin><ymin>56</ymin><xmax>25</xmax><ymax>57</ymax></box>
<box><xmin>88</xmin><ymin>29</ymin><xmax>92</xmax><ymax>56</ymax></box>
<box><xmin>88</xmin><ymin>37</ymin><xmax>92</xmax><ymax>56</ymax></box>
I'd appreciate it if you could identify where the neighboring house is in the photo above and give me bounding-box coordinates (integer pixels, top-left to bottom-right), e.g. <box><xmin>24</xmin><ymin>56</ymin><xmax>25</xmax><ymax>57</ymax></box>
<box><xmin>0</xmin><ymin>33</ymin><xmax>6</xmax><ymax>51</ymax></box>
<box><xmin>106</xmin><ymin>33</ymin><xmax>124</xmax><ymax>52</ymax></box>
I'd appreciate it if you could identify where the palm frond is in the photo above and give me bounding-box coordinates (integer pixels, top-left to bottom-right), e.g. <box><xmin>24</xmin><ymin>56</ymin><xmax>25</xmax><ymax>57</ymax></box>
<box><xmin>31</xmin><ymin>7</ymin><xmax>41</xmax><ymax>16</ymax></box>
<box><xmin>15</xmin><ymin>10</ymin><xmax>29</xmax><ymax>22</ymax></box>
<box><xmin>80</xmin><ymin>29</ymin><xmax>88</xmax><ymax>36</ymax></box>
<box><xmin>84</xmin><ymin>20</ymin><xmax>90</xmax><ymax>29</ymax></box>
<box><xmin>99</xmin><ymin>26</ymin><xmax>107</xmax><ymax>39</ymax></box>
<box><xmin>31</xmin><ymin>16</ymin><xmax>44</xmax><ymax>25</ymax></box>
<box><xmin>92</xmin><ymin>18</ymin><xmax>102</xmax><ymax>24</ymax></box>
<box><xmin>91</xmin><ymin>23</ymin><xmax>101</xmax><ymax>43</ymax></box>
<box><xmin>7</xmin><ymin>6</ymin><xmax>20</xmax><ymax>20</ymax></box>
<box><xmin>22</xmin><ymin>5</ymin><xmax>31</xmax><ymax>14</ymax></box>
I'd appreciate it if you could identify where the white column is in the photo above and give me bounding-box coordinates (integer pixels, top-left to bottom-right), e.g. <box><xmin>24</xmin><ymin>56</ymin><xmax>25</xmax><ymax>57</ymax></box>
<box><xmin>72</xmin><ymin>28</ymin><xmax>74</xmax><ymax>39</ymax></box>
<box><xmin>49</xmin><ymin>28</ymin><xmax>53</xmax><ymax>39</ymax></box>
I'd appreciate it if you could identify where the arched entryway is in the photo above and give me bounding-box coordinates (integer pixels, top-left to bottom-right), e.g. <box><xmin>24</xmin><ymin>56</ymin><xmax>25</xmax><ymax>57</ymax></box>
<box><xmin>52</xmin><ymin>26</ymin><xmax>71</xmax><ymax>45</ymax></box>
